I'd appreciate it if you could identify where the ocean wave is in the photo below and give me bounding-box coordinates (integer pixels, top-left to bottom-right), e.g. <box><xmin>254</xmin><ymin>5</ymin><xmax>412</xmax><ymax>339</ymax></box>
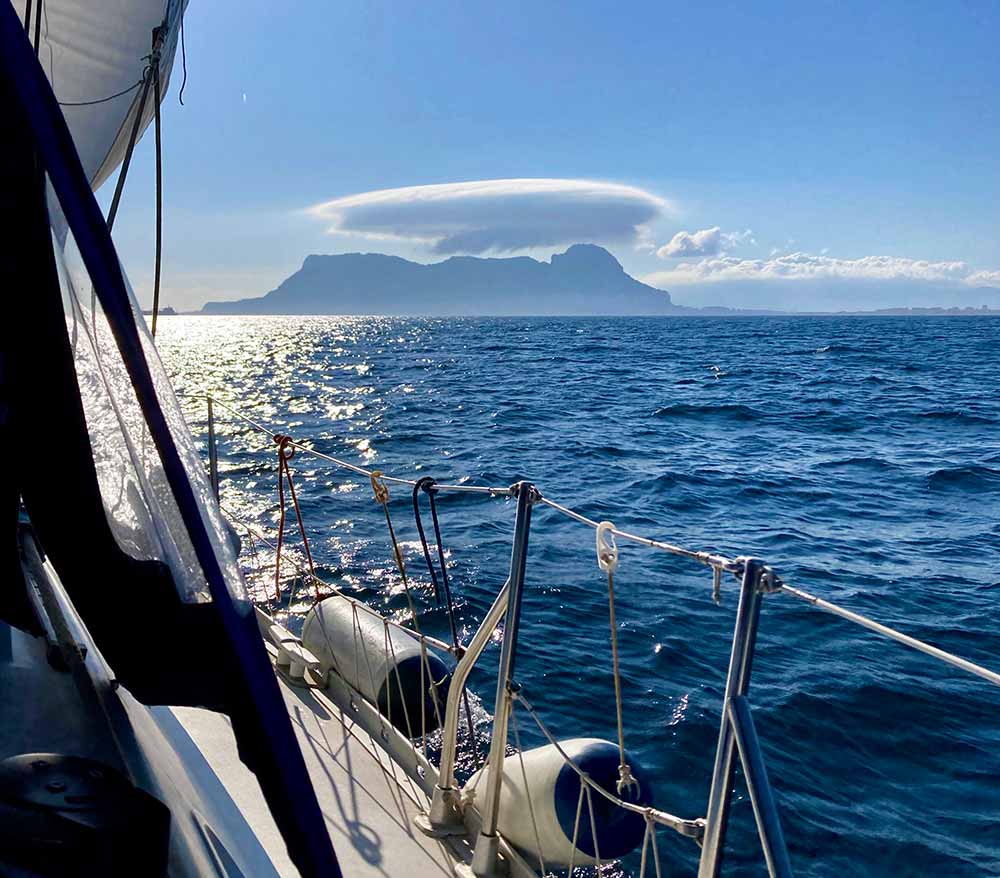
<box><xmin>815</xmin><ymin>455</ymin><xmax>899</xmax><ymax>471</ymax></box>
<box><xmin>652</xmin><ymin>402</ymin><xmax>764</xmax><ymax>421</ymax></box>
<box><xmin>814</xmin><ymin>343</ymin><xmax>862</xmax><ymax>354</ymax></box>
<box><xmin>927</xmin><ymin>465</ymin><xmax>1000</xmax><ymax>493</ymax></box>
<box><xmin>915</xmin><ymin>409</ymin><xmax>996</xmax><ymax>426</ymax></box>
<box><xmin>788</xmin><ymin>342</ymin><xmax>865</xmax><ymax>355</ymax></box>
<box><xmin>163</xmin><ymin>314</ymin><xmax>1000</xmax><ymax>878</ymax></box>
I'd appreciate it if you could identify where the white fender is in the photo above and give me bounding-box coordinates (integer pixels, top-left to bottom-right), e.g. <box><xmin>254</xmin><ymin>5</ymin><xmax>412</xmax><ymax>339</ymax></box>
<box><xmin>463</xmin><ymin>738</ymin><xmax>652</xmax><ymax>866</ymax></box>
<box><xmin>302</xmin><ymin>595</ymin><xmax>450</xmax><ymax>735</ymax></box>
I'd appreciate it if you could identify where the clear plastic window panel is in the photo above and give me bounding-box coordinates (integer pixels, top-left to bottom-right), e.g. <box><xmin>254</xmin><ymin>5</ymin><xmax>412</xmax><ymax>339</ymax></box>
<box><xmin>49</xmin><ymin>194</ymin><xmax>246</xmax><ymax>607</ymax></box>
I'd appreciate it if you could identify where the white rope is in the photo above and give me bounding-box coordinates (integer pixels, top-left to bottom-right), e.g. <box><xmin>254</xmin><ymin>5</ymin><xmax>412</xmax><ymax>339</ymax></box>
<box><xmin>648</xmin><ymin>813</ymin><xmax>663</xmax><ymax>878</ymax></box>
<box><xmin>584</xmin><ymin>785</ymin><xmax>602</xmax><ymax>872</ymax></box>
<box><xmin>510</xmin><ymin>705</ymin><xmax>547</xmax><ymax>878</ymax></box>
<box><xmin>597</xmin><ymin>522</ymin><xmax>640</xmax><ymax>800</ymax></box>
<box><xmin>513</xmin><ymin>692</ymin><xmax>703</xmax><ymax>837</ymax></box>
<box><xmin>566</xmin><ymin>782</ymin><xmax>585</xmax><ymax>878</ymax></box>
<box><xmin>639</xmin><ymin>817</ymin><xmax>651</xmax><ymax>878</ymax></box>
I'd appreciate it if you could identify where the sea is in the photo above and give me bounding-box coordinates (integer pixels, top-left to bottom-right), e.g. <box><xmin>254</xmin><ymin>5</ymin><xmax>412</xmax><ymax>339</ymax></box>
<box><xmin>160</xmin><ymin>315</ymin><xmax>1000</xmax><ymax>878</ymax></box>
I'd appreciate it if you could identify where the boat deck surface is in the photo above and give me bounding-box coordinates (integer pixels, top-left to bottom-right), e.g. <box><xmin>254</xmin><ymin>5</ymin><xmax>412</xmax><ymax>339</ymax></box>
<box><xmin>172</xmin><ymin>671</ymin><xmax>462</xmax><ymax>878</ymax></box>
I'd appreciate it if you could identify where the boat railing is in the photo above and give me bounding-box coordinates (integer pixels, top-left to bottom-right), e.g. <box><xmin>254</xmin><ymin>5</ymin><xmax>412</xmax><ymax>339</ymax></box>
<box><xmin>185</xmin><ymin>392</ymin><xmax>1000</xmax><ymax>878</ymax></box>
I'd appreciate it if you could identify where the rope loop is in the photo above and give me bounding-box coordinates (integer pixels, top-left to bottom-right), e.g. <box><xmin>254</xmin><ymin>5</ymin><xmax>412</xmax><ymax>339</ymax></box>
<box><xmin>617</xmin><ymin>762</ymin><xmax>642</xmax><ymax>800</ymax></box>
<box><xmin>596</xmin><ymin>520</ymin><xmax>619</xmax><ymax>574</ymax></box>
<box><xmin>273</xmin><ymin>433</ymin><xmax>295</xmax><ymax>461</ymax></box>
<box><xmin>415</xmin><ymin>475</ymin><xmax>438</xmax><ymax>496</ymax></box>
<box><xmin>370</xmin><ymin>470</ymin><xmax>390</xmax><ymax>504</ymax></box>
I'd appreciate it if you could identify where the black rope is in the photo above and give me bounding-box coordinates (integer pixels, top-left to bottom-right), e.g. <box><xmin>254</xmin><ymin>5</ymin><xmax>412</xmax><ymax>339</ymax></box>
<box><xmin>32</xmin><ymin>0</ymin><xmax>41</xmax><ymax>56</ymax></box>
<box><xmin>412</xmin><ymin>477</ymin><xmax>442</xmax><ymax>605</ymax></box>
<box><xmin>23</xmin><ymin>0</ymin><xmax>31</xmax><ymax>36</ymax></box>
<box><xmin>59</xmin><ymin>79</ymin><xmax>143</xmax><ymax>107</ymax></box>
<box><xmin>427</xmin><ymin>489</ymin><xmax>461</xmax><ymax>648</ymax></box>
<box><xmin>151</xmin><ymin>54</ymin><xmax>163</xmax><ymax>337</ymax></box>
<box><xmin>412</xmin><ymin>477</ymin><xmax>477</xmax><ymax>750</ymax></box>
<box><xmin>105</xmin><ymin>66</ymin><xmax>153</xmax><ymax>231</ymax></box>
<box><xmin>178</xmin><ymin>12</ymin><xmax>188</xmax><ymax>105</ymax></box>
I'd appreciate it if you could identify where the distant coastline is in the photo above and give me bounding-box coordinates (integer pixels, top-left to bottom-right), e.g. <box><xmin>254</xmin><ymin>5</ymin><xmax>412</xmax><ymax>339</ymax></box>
<box><xmin>187</xmin><ymin>245</ymin><xmax>1000</xmax><ymax>317</ymax></box>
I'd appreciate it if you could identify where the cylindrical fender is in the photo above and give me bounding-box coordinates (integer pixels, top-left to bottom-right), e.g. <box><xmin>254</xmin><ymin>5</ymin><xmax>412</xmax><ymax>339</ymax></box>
<box><xmin>302</xmin><ymin>595</ymin><xmax>450</xmax><ymax>736</ymax></box>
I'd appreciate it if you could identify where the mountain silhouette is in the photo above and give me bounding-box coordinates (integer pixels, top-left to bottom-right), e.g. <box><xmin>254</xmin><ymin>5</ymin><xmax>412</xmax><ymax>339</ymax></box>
<box><xmin>201</xmin><ymin>244</ymin><xmax>688</xmax><ymax>315</ymax></box>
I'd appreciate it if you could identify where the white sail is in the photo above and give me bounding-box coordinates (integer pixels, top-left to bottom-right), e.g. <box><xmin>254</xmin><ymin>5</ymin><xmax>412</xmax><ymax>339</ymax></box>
<box><xmin>10</xmin><ymin>0</ymin><xmax>186</xmax><ymax>191</ymax></box>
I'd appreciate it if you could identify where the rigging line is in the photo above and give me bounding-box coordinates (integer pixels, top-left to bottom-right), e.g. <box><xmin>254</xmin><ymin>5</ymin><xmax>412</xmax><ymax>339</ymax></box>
<box><xmin>585</xmin><ymin>785</ymin><xmax>602</xmax><ymax>872</ymax></box>
<box><xmin>105</xmin><ymin>65</ymin><xmax>153</xmax><ymax>231</ymax></box>
<box><xmin>59</xmin><ymin>80</ymin><xmax>143</xmax><ymax>107</ymax></box>
<box><xmin>539</xmin><ymin>495</ymin><xmax>740</xmax><ymax>572</ymax></box>
<box><xmin>151</xmin><ymin>53</ymin><xmax>163</xmax><ymax>337</ymax></box>
<box><xmin>22</xmin><ymin>0</ymin><xmax>30</xmax><ymax>35</ymax></box>
<box><xmin>427</xmin><ymin>485</ymin><xmax>461</xmax><ymax>645</ymax></box>
<box><xmin>273</xmin><ymin>438</ymin><xmax>291</xmax><ymax>603</ymax></box>
<box><xmin>412</xmin><ymin>477</ymin><xmax>477</xmax><ymax>749</ymax></box>
<box><xmin>369</xmin><ymin>472</ymin><xmax>422</xmax><ymax>629</ymax></box>
<box><xmin>596</xmin><ymin>522</ymin><xmax>640</xmax><ymax>799</ymax></box>
<box><xmin>510</xmin><ymin>705</ymin><xmax>547</xmax><ymax>878</ymax></box>
<box><xmin>513</xmin><ymin>692</ymin><xmax>702</xmax><ymax>835</ymax></box>
<box><xmin>221</xmin><ymin>505</ymin><xmax>456</xmax><ymax>654</ymax></box>
<box><xmin>198</xmin><ymin>401</ymin><xmax>1000</xmax><ymax>704</ymax></box>
<box><xmin>202</xmin><ymin>394</ymin><xmax>508</xmax><ymax>495</ymax></box>
<box><xmin>40</xmin><ymin>0</ymin><xmax>52</xmax><ymax>82</ymax></box>
<box><xmin>273</xmin><ymin>434</ymin><xmax>320</xmax><ymax>602</ymax></box>
<box><xmin>31</xmin><ymin>0</ymin><xmax>40</xmax><ymax>55</ymax></box>
<box><xmin>411</xmin><ymin>479</ymin><xmax>442</xmax><ymax>604</ymax></box>
<box><xmin>178</xmin><ymin>12</ymin><xmax>188</xmax><ymax>105</ymax></box>
<box><xmin>779</xmin><ymin>583</ymin><xmax>1000</xmax><ymax>688</ymax></box>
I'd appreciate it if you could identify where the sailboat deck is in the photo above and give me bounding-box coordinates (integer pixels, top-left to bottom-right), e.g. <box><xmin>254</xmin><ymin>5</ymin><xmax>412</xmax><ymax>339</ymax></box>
<box><xmin>173</xmin><ymin>671</ymin><xmax>466</xmax><ymax>878</ymax></box>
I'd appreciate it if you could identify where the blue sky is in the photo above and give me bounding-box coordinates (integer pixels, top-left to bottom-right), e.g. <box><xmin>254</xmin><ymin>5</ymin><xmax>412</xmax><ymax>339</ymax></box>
<box><xmin>107</xmin><ymin>0</ymin><xmax>1000</xmax><ymax>312</ymax></box>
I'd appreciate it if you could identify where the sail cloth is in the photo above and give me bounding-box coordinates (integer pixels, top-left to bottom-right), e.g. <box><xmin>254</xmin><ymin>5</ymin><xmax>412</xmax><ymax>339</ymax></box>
<box><xmin>1</xmin><ymin>5</ymin><xmax>343</xmax><ymax>877</ymax></box>
<box><xmin>10</xmin><ymin>0</ymin><xmax>185</xmax><ymax>192</ymax></box>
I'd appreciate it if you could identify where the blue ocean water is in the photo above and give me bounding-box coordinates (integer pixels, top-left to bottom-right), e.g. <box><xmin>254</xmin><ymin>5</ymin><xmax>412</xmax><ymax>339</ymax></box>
<box><xmin>162</xmin><ymin>315</ymin><xmax>1000</xmax><ymax>878</ymax></box>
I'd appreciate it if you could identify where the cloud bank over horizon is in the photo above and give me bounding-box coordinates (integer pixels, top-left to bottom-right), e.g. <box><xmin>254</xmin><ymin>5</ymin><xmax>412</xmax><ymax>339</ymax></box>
<box><xmin>643</xmin><ymin>251</ymin><xmax>1000</xmax><ymax>311</ymax></box>
<box><xmin>645</xmin><ymin>252</ymin><xmax>1000</xmax><ymax>288</ymax></box>
<box><xmin>307</xmin><ymin>178</ymin><xmax>671</xmax><ymax>255</ymax></box>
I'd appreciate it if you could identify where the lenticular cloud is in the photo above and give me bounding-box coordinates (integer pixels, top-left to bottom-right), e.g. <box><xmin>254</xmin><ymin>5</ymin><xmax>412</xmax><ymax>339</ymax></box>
<box><xmin>307</xmin><ymin>178</ymin><xmax>671</xmax><ymax>255</ymax></box>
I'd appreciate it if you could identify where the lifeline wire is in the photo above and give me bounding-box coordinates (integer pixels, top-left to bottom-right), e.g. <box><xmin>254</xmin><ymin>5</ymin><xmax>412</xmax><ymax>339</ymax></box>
<box><xmin>194</xmin><ymin>394</ymin><xmax>1000</xmax><ymax>694</ymax></box>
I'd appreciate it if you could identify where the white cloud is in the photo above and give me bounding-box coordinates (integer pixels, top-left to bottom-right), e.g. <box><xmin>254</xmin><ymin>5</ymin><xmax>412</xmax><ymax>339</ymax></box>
<box><xmin>644</xmin><ymin>252</ymin><xmax>1000</xmax><ymax>288</ymax></box>
<box><xmin>967</xmin><ymin>269</ymin><xmax>1000</xmax><ymax>287</ymax></box>
<box><xmin>307</xmin><ymin>178</ymin><xmax>672</xmax><ymax>255</ymax></box>
<box><xmin>656</xmin><ymin>226</ymin><xmax>754</xmax><ymax>258</ymax></box>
